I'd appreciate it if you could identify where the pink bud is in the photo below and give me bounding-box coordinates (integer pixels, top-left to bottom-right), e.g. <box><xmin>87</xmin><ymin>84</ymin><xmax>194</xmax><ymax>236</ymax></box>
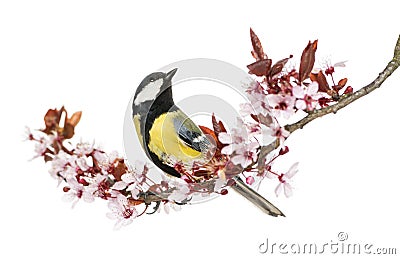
<box><xmin>246</xmin><ymin>176</ymin><xmax>255</xmax><ymax>185</ymax></box>
<box><xmin>78</xmin><ymin>178</ymin><xmax>88</xmax><ymax>186</ymax></box>
<box><xmin>220</xmin><ymin>189</ymin><xmax>228</xmax><ymax>195</ymax></box>
<box><xmin>325</xmin><ymin>66</ymin><xmax>335</xmax><ymax>75</ymax></box>
<box><xmin>343</xmin><ymin>86</ymin><xmax>353</xmax><ymax>94</ymax></box>
<box><xmin>279</xmin><ymin>146</ymin><xmax>289</xmax><ymax>155</ymax></box>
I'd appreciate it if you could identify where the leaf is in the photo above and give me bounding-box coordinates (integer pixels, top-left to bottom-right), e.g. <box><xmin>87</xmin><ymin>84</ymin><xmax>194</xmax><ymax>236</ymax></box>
<box><xmin>211</xmin><ymin>113</ymin><xmax>221</xmax><ymax>135</ymax></box>
<box><xmin>112</xmin><ymin>159</ymin><xmax>127</xmax><ymax>181</ymax></box>
<box><xmin>128</xmin><ymin>199</ymin><xmax>144</xmax><ymax>206</ymax></box>
<box><xmin>199</xmin><ymin>125</ymin><xmax>217</xmax><ymax>143</ymax></box>
<box><xmin>68</xmin><ymin>111</ymin><xmax>82</xmax><ymax>127</ymax></box>
<box><xmin>269</xmin><ymin>56</ymin><xmax>292</xmax><ymax>77</ymax></box>
<box><xmin>247</xmin><ymin>59</ymin><xmax>272</xmax><ymax>76</ymax></box>
<box><xmin>43</xmin><ymin>108</ymin><xmax>60</xmax><ymax>134</ymax></box>
<box><xmin>333</xmin><ymin>78</ymin><xmax>348</xmax><ymax>91</ymax></box>
<box><xmin>299</xmin><ymin>40</ymin><xmax>318</xmax><ymax>82</ymax></box>
<box><xmin>310</xmin><ymin>71</ymin><xmax>330</xmax><ymax>93</ymax></box>
<box><xmin>258</xmin><ymin>113</ymin><xmax>274</xmax><ymax>126</ymax></box>
<box><xmin>250</xmin><ymin>114</ymin><xmax>259</xmax><ymax>122</ymax></box>
<box><xmin>250</xmin><ymin>28</ymin><xmax>266</xmax><ymax>60</ymax></box>
<box><xmin>63</xmin><ymin>123</ymin><xmax>75</xmax><ymax>139</ymax></box>
<box><xmin>205</xmin><ymin>115</ymin><xmax>226</xmax><ymax>150</ymax></box>
<box><xmin>218</xmin><ymin>121</ymin><xmax>226</xmax><ymax>133</ymax></box>
<box><xmin>44</xmin><ymin>154</ymin><xmax>53</xmax><ymax>162</ymax></box>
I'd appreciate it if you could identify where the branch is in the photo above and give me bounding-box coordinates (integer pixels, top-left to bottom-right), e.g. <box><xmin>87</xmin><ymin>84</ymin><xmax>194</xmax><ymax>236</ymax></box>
<box><xmin>285</xmin><ymin>35</ymin><xmax>400</xmax><ymax>133</ymax></box>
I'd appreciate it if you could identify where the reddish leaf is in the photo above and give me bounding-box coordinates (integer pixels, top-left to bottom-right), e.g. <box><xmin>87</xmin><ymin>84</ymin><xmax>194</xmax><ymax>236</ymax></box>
<box><xmin>112</xmin><ymin>159</ymin><xmax>127</xmax><ymax>181</ymax></box>
<box><xmin>44</xmin><ymin>154</ymin><xmax>53</xmax><ymax>162</ymax></box>
<box><xmin>68</xmin><ymin>111</ymin><xmax>82</xmax><ymax>127</ymax></box>
<box><xmin>247</xmin><ymin>59</ymin><xmax>272</xmax><ymax>76</ymax></box>
<box><xmin>269</xmin><ymin>56</ymin><xmax>292</xmax><ymax>77</ymax></box>
<box><xmin>128</xmin><ymin>199</ymin><xmax>144</xmax><ymax>206</ymax></box>
<box><xmin>250</xmin><ymin>28</ymin><xmax>266</xmax><ymax>60</ymax></box>
<box><xmin>250</xmin><ymin>114</ymin><xmax>259</xmax><ymax>122</ymax></box>
<box><xmin>258</xmin><ymin>113</ymin><xmax>274</xmax><ymax>126</ymax></box>
<box><xmin>199</xmin><ymin>125</ymin><xmax>217</xmax><ymax>143</ymax></box>
<box><xmin>299</xmin><ymin>40</ymin><xmax>318</xmax><ymax>82</ymax></box>
<box><xmin>310</xmin><ymin>71</ymin><xmax>330</xmax><ymax>93</ymax></box>
<box><xmin>43</xmin><ymin>109</ymin><xmax>60</xmax><ymax>134</ymax></box>
<box><xmin>338</xmin><ymin>78</ymin><xmax>348</xmax><ymax>87</ymax></box>
<box><xmin>63</xmin><ymin>123</ymin><xmax>75</xmax><ymax>139</ymax></box>
<box><xmin>218</xmin><ymin>121</ymin><xmax>226</xmax><ymax>133</ymax></box>
<box><xmin>211</xmin><ymin>113</ymin><xmax>221</xmax><ymax>135</ymax></box>
<box><xmin>333</xmin><ymin>78</ymin><xmax>348</xmax><ymax>91</ymax></box>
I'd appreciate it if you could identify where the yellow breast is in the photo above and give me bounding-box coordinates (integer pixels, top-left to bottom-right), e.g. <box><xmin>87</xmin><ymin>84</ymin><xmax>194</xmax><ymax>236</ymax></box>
<box><xmin>148</xmin><ymin>112</ymin><xmax>201</xmax><ymax>163</ymax></box>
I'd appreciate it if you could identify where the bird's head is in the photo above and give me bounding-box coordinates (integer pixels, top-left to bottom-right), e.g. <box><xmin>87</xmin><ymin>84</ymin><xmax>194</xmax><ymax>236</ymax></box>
<box><xmin>133</xmin><ymin>68</ymin><xmax>177</xmax><ymax>107</ymax></box>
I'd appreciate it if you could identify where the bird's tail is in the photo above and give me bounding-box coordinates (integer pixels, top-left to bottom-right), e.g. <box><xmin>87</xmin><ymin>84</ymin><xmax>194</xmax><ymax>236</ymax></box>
<box><xmin>231</xmin><ymin>177</ymin><xmax>285</xmax><ymax>217</ymax></box>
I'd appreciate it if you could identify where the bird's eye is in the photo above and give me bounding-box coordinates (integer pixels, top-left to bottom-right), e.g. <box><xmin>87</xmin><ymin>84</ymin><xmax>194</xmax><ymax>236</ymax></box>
<box><xmin>149</xmin><ymin>78</ymin><xmax>155</xmax><ymax>82</ymax></box>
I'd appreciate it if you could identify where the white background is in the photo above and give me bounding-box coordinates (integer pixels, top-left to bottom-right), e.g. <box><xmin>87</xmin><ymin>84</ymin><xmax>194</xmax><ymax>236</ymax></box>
<box><xmin>1</xmin><ymin>1</ymin><xmax>399</xmax><ymax>258</ymax></box>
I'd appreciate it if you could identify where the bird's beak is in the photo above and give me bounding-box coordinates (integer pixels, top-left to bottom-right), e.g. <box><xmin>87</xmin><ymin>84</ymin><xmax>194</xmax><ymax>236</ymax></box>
<box><xmin>166</xmin><ymin>68</ymin><xmax>178</xmax><ymax>81</ymax></box>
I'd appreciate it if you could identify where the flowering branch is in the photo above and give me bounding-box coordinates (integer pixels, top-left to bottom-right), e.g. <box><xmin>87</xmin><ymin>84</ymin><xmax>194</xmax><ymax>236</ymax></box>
<box><xmin>26</xmin><ymin>30</ymin><xmax>400</xmax><ymax>228</ymax></box>
<box><xmin>285</xmin><ymin>35</ymin><xmax>400</xmax><ymax>133</ymax></box>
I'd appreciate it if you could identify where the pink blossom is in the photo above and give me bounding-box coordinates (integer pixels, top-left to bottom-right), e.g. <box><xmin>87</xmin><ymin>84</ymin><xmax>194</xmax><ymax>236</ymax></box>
<box><xmin>275</xmin><ymin>162</ymin><xmax>299</xmax><ymax>197</ymax></box>
<box><xmin>246</xmin><ymin>80</ymin><xmax>265</xmax><ymax>95</ymax></box>
<box><xmin>89</xmin><ymin>174</ymin><xmax>112</xmax><ymax>200</ymax></box>
<box><xmin>245</xmin><ymin>121</ymin><xmax>262</xmax><ymax>137</ymax></box>
<box><xmin>230</xmin><ymin>141</ymin><xmax>259</xmax><ymax>168</ymax></box>
<box><xmin>31</xmin><ymin>135</ymin><xmax>55</xmax><ymax>159</ymax></box>
<box><xmin>132</xmin><ymin>160</ymin><xmax>148</xmax><ymax>185</ymax></box>
<box><xmin>168</xmin><ymin>180</ymin><xmax>190</xmax><ymax>203</ymax></box>
<box><xmin>239</xmin><ymin>102</ymin><xmax>255</xmax><ymax>117</ymax></box>
<box><xmin>157</xmin><ymin>202</ymin><xmax>182</xmax><ymax>214</ymax></box>
<box><xmin>262</xmin><ymin>122</ymin><xmax>290</xmax><ymax>145</ymax></box>
<box><xmin>266</xmin><ymin>94</ymin><xmax>296</xmax><ymax>119</ymax></box>
<box><xmin>111</xmin><ymin>160</ymin><xmax>148</xmax><ymax>199</ymax></box>
<box><xmin>292</xmin><ymin>82</ymin><xmax>321</xmax><ymax>111</ymax></box>
<box><xmin>247</xmin><ymin>92</ymin><xmax>271</xmax><ymax>116</ymax></box>
<box><xmin>106</xmin><ymin>194</ymin><xmax>138</xmax><ymax>229</ymax></box>
<box><xmin>63</xmin><ymin>177</ymin><xmax>95</xmax><ymax>208</ymax></box>
<box><xmin>74</xmin><ymin>156</ymin><xmax>92</xmax><ymax>171</ymax></box>
<box><xmin>218</xmin><ymin>118</ymin><xmax>258</xmax><ymax>155</ymax></box>
<box><xmin>219</xmin><ymin>129</ymin><xmax>245</xmax><ymax>155</ymax></box>
<box><xmin>74</xmin><ymin>141</ymin><xmax>94</xmax><ymax>156</ymax></box>
<box><xmin>312</xmin><ymin>59</ymin><xmax>347</xmax><ymax>75</ymax></box>
<box><xmin>48</xmin><ymin>150</ymin><xmax>70</xmax><ymax>179</ymax></box>
<box><xmin>213</xmin><ymin>170</ymin><xmax>227</xmax><ymax>192</ymax></box>
<box><xmin>23</xmin><ymin>126</ymin><xmax>34</xmax><ymax>141</ymax></box>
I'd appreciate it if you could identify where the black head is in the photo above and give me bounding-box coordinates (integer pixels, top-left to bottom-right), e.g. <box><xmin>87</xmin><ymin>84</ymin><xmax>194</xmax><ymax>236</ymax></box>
<box><xmin>133</xmin><ymin>68</ymin><xmax>177</xmax><ymax>108</ymax></box>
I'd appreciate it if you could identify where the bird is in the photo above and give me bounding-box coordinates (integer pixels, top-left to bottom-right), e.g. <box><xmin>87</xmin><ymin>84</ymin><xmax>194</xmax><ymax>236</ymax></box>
<box><xmin>132</xmin><ymin>68</ymin><xmax>212</xmax><ymax>178</ymax></box>
<box><xmin>132</xmin><ymin>68</ymin><xmax>285</xmax><ymax>217</ymax></box>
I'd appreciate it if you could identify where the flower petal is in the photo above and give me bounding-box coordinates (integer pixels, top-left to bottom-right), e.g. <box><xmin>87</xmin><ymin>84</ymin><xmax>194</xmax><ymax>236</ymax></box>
<box><xmin>283</xmin><ymin>182</ymin><xmax>293</xmax><ymax>197</ymax></box>
<box><xmin>295</xmin><ymin>100</ymin><xmax>307</xmax><ymax>110</ymax></box>
<box><xmin>275</xmin><ymin>182</ymin><xmax>283</xmax><ymax>197</ymax></box>
<box><xmin>286</xmin><ymin>162</ymin><xmax>299</xmax><ymax>178</ymax></box>
<box><xmin>307</xmin><ymin>82</ymin><xmax>319</xmax><ymax>95</ymax></box>
<box><xmin>292</xmin><ymin>85</ymin><xmax>305</xmax><ymax>98</ymax></box>
<box><xmin>112</xmin><ymin>181</ymin><xmax>128</xmax><ymax>190</ymax></box>
<box><xmin>218</xmin><ymin>132</ymin><xmax>232</xmax><ymax>144</ymax></box>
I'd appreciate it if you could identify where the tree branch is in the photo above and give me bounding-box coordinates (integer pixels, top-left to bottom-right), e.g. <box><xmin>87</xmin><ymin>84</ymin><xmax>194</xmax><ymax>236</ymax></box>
<box><xmin>285</xmin><ymin>35</ymin><xmax>400</xmax><ymax>134</ymax></box>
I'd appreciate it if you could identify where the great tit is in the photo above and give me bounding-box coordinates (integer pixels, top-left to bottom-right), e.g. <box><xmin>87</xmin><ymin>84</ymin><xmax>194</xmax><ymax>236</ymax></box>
<box><xmin>132</xmin><ymin>68</ymin><xmax>212</xmax><ymax>178</ymax></box>
<box><xmin>132</xmin><ymin>68</ymin><xmax>284</xmax><ymax>217</ymax></box>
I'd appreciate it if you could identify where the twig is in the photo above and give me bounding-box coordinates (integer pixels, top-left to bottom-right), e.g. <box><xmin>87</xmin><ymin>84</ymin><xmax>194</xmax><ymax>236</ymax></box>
<box><xmin>285</xmin><ymin>35</ymin><xmax>400</xmax><ymax>133</ymax></box>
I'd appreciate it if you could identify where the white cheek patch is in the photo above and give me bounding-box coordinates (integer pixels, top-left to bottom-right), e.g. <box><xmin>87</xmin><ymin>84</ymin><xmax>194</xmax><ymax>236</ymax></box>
<box><xmin>134</xmin><ymin>78</ymin><xmax>164</xmax><ymax>105</ymax></box>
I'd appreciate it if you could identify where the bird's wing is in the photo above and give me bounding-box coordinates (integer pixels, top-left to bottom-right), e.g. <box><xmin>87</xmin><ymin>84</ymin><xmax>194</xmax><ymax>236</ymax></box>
<box><xmin>172</xmin><ymin>110</ymin><xmax>210</xmax><ymax>153</ymax></box>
